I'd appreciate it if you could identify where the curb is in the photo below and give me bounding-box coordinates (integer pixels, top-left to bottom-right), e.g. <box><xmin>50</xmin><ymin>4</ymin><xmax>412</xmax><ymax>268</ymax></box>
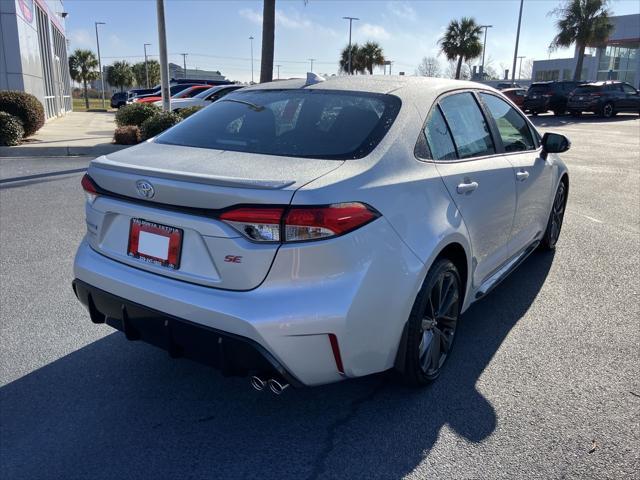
<box><xmin>0</xmin><ymin>143</ymin><xmax>128</xmax><ymax>158</ymax></box>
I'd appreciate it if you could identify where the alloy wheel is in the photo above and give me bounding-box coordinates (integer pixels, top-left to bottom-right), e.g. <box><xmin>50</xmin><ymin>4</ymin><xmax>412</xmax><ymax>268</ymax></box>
<box><xmin>603</xmin><ymin>103</ymin><xmax>614</xmax><ymax>118</ymax></box>
<box><xmin>549</xmin><ymin>182</ymin><xmax>566</xmax><ymax>246</ymax></box>
<box><xmin>418</xmin><ymin>271</ymin><xmax>460</xmax><ymax>379</ymax></box>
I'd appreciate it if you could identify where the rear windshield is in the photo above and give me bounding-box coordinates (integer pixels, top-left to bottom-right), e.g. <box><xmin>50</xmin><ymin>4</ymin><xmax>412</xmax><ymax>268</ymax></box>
<box><xmin>528</xmin><ymin>84</ymin><xmax>552</xmax><ymax>94</ymax></box>
<box><xmin>156</xmin><ymin>89</ymin><xmax>402</xmax><ymax>160</ymax></box>
<box><xmin>573</xmin><ymin>85</ymin><xmax>601</xmax><ymax>94</ymax></box>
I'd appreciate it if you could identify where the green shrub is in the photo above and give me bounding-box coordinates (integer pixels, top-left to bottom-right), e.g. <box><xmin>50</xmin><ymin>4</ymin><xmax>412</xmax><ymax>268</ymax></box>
<box><xmin>177</xmin><ymin>105</ymin><xmax>203</xmax><ymax>119</ymax></box>
<box><xmin>0</xmin><ymin>112</ymin><xmax>25</xmax><ymax>146</ymax></box>
<box><xmin>140</xmin><ymin>111</ymin><xmax>181</xmax><ymax>140</ymax></box>
<box><xmin>115</xmin><ymin>102</ymin><xmax>160</xmax><ymax>127</ymax></box>
<box><xmin>0</xmin><ymin>90</ymin><xmax>45</xmax><ymax>137</ymax></box>
<box><xmin>113</xmin><ymin>125</ymin><xmax>141</xmax><ymax>145</ymax></box>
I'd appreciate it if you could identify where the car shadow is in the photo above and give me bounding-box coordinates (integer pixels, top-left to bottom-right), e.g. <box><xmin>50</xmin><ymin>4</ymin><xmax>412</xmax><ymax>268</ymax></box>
<box><xmin>0</xmin><ymin>251</ymin><xmax>555</xmax><ymax>480</ymax></box>
<box><xmin>529</xmin><ymin>112</ymin><xmax>638</xmax><ymax>128</ymax></box>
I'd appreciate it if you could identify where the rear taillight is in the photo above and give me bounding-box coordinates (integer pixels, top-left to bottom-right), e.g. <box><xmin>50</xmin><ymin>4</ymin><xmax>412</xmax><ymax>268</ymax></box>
<box><xmin>81</xmin><ymin>173</ymin><xmax>99</xmax><ymax>204</ymax></box>
<box><xmin>590</xmin><ymin>93</ymin><xmax>603</xmax><ymax>97</ymax></box>
<box><xmin>219</xmin><ymin>203</ymin><xmax>379</xmax><ymax>243</ymax></box>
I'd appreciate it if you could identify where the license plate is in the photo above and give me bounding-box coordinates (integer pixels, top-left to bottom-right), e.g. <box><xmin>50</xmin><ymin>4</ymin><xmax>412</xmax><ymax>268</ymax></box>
<box><xmin>578</xmin><ymin>96</ymin><xmax>584</xmax><ymax>100</ymax></box>
<box><xmin>531</xmin><ymin>95</ymin><xmax>538</xmax><ymax>99</ymax></box>
<box><xmin>128</xmin><ymin>218</ymin><xmax>183</xmax><ymax>269</ymax></box>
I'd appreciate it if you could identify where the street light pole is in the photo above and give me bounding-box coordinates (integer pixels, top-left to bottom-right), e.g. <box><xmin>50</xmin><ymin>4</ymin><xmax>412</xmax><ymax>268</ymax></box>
<box><xmin>249</xmin><ymin>36</ymin><xmax>254</xmax><ymax>83</ymax></box>
<box><xmin>342</xmin><ymin>16</ymin><xmax>359</xmax><ymax>74</ymax></box>
<box><xmin>480</xmin><ymin>25</ymin><xmax>493</xmax><ymax>79</ymax></box>
<box><xmin>180</xmin><ymin>53</ymin><xmax>188</xmax><ymax>78</ymax></box>
<box><xmin>143</xmin><ymin>43</ymin><xmax>151</xmax><ymax>88</ymax></box>
<box><xmin>308</xmin><ymin>58</ymin><xmax>315</xmax><ymax>72</ymax></box>
<box><xmin>94</xmin><ymin>22</ymin><xmax>105</xmax><ymax>108</ymax></box>
<box><xmin>155</xmin><ymin>0</ymin><xmax>170</xmax><ymax>111</ymax></box>
<box><xmin>517</xmin><ymin>56</ymin><xmax>526</xmax><ymax>80</ymax></box>
<box><xmin>276</xmin><ymin>64</ymin><xmax>281</xmax><ymax>79</ymax></box>
<box><xmin>511</xmin><ymin>0</ymin><xmax>524</xmax><ymax>86</ymax></box>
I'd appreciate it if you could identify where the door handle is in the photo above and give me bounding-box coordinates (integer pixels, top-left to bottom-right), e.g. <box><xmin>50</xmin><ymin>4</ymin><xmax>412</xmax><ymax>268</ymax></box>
<box><xmin>516</xmin><ymin>170</ymin><xmax>530</xmax><ymax>181</ymax></box>
<box><xmin>457</xmin><ymin>181</ymin><xmax>479</xmax><ymax>194</ymax></box>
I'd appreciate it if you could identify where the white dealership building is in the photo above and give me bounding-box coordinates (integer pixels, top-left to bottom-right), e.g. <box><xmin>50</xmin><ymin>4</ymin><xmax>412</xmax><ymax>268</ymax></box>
<box><xmin>0</xmin><ymin>0</ymin><xmax>72</xmax><ymax>119</ymax></box>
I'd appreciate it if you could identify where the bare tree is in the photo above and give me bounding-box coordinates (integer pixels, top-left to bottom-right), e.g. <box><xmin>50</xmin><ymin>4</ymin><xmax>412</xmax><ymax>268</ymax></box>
<box><xmin>416</xmin><ymin>56</ymin><xmax>441</xmax><ymax>77</ymax></box>
<box><xmin>445</xmin><ymin>60</ymin><xmax>470</xmax><ymax>80</ymax></box>
<box><xmin>520</xmin><ymin>58</ymin><xmax>534</xmax><ymax>79</ymax></box>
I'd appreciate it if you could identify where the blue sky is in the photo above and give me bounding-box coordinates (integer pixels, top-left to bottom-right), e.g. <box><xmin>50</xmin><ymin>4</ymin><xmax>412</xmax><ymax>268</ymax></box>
<box><xmin>65</xmin><ymin>0</ymin><xmax>639</xmax><ymax>82</ymax></box>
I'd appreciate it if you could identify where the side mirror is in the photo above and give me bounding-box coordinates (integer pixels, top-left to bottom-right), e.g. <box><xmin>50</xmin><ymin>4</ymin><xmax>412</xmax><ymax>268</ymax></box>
<box><xmin>541</xmin><ymin>132</ymin><xmax>571</xmax><ymax>159</ymax></box>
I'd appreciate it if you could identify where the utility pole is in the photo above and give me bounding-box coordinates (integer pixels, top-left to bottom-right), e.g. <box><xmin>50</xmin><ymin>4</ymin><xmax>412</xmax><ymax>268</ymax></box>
<box><xmin>276</xmin><ymin>64</ymin><xmax>281</xmax><ymax>79</ymax></box>
<box><xmin>94</xmin><ymin>22</ymin><xmax>105</xmax><ymax>108</ymax></box>
<box><xmin>156</xmin><ymin>0</ymin><xmax>170</xmax><ymax>111</ymax></box>
<box><xmin>249</xmin><ymin>36</ymin><xmax>254</xmax><ymax>83</ymax></box>
<box><xmin>480</xmin><ymin>25</ymin><xmax>493</xmax><ymax>79</ymax></box>
<box><xmin>308</xmin><ymin>58</ymin><xmax>315</xmax><ymax>72</ymax></box>
<box><xmin>342</xmin><ymin>17</ymin><xmax>359</xmax><ymax>74</ymax></box>
<box><xmin>143</xmin><ymin>43</ymin><xmax>151</xmax><ymax>87</ymax></box>
<box><xmin>180</xmin><ymin>53</ymin><xmax>188</xmax><ymax>78</ymax></box>
<box><xmin>517</xmin><ymin>56</ymin><xmax>526</xmax><ymax>80</ymax></box>
<box><xmin>511</xmin><ymin>0</ymin><xmax>524</xmax><ymax>86</ymax></box>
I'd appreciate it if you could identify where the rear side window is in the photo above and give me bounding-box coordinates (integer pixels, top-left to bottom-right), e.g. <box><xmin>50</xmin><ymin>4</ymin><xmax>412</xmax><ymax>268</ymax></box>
<box><xmin>573</xmin><ymin>85</ymin><xmax>601</xmax><ymax>95</ymax></box>
<box><xmin>423</xmin><ymin>107</ymin><xmax>457</xmax><ymax>161</ymax></box>
<box><xmin>439</xmin><ymin>92</ymin><xmax>495</xmax><ymax>159</ymax></box>
<box><xmin>528</xmin><ymin>84</ymin><xmax>552</xmax><ymax>94</ymax></box>
<box><xmin>156</xmin><ymin>89</ymin><xmax>401</xmax><ymax>160</ymax></box>
<box><xmin>480</xmin><ymin>93</ymin><xmax>535</xmax><ymax>152</ymax></box>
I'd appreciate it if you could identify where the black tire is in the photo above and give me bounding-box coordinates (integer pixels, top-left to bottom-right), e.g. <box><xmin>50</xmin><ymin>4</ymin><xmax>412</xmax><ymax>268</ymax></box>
<box><xmin>553</xmin><ymin>109</ymin><xmax>565</xmax><ymax>116</ymax></box>
<box><xmin>531</xmin><ymin>111</ymin><xmax>539</xmax><ymax>116</ymax></box>
<box><xmin>540</xmin><ymin>180</ymin><xmax>567</xmax><ymax>251</ymax></box>
<box><xmin>401</xmin><ymin>258</ymin><xmax>462</xmax><ymax>386</ymax></box>
<box><xmin>600</xmin><ymin>102</ymin><xmax>615</xmax><ymax>118</ymax></box>
<box><xmin>570</xmin><ymin>110</ymin><xmax>581</xmax><ymax>117</ymax></box>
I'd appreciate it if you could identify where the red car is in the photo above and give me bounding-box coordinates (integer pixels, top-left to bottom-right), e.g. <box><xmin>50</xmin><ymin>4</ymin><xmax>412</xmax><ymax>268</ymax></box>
<box><xmin>501</xmin><ymin>87</ymin><xmax>527</xmax><ymax>109</ymax></box>
<box><xmin>135</xmin><ymin>85</ymin><xmax>211</xmax><ymax>103</ymax></box>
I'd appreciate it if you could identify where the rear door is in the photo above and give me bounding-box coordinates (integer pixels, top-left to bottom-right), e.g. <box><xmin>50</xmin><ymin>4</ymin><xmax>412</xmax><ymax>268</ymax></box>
<box><xmin>620</xmin><ymin>83</ymin><xmax>640</xmax><ymax>111</ymax></box>
<box><xmin>478</xmin><ymin>92</ymin><xmax>552</xmax><ymax>257</ymax></box>
<box><xmin>429</xmin><ymin>92</ymin><xmax>517</xmax><ymax>288</ymax></box>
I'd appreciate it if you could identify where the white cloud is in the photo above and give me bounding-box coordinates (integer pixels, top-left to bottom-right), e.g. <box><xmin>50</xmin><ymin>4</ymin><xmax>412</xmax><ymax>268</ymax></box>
<box><xmin>357</xmin><ymin>23</ymin><xmax>391</xmax><ymax>41</ymax></box>
<box><xmin>68</xmin><ymin>29</ymin><xmax>93</xmax><ymax>48</ymax></box>
<box><xmin>239</xmin><ymin>8</ymin><xmax>337</xmax><ymax>36</ymax></box>
<box><xmin>387</xmin><ymin>2</ymin><xmax>416</xmax><ymax>21</ymax></box>
<box><xmin>239</xmin><ymin>8</ymin><xmax>262</xmax><ymax>25</ymax></box>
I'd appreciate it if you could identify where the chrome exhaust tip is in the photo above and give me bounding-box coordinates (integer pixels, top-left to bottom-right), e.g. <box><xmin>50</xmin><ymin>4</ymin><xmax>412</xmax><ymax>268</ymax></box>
<box><xmin>250</xmin><ymin>376</ymin><xmax>266</xmax><ymax>391</ymax></box>
<box><xmin>268</xmin><ymin>378</ymin><xmax>289</xmax><ymax>395</ymax></box>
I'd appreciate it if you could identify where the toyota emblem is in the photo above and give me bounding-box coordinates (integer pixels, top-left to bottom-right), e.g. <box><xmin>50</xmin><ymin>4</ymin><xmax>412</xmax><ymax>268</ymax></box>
<box><xmin>136</xmin><ymin>180</ymin><xmax>155</xmax><ymax>199</ymax></box>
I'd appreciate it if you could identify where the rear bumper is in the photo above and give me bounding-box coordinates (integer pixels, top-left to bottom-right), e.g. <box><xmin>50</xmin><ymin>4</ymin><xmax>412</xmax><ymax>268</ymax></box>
<box><xmin>523</xmin><ymin>98</ymin><xmax>549</xmax><ymax>112</ymax></box>
<box><xmin>72</xmin><ymin>278</ymin><xmax>303</xmax><ymax>387</ymax></box>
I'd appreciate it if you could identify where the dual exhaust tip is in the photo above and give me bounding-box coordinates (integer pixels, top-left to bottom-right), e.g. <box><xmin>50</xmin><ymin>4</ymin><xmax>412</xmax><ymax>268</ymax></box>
<box><xmin>251</xmin><ymin>375</ymin><xmax>289</xmax><ymax>395</ymax></box>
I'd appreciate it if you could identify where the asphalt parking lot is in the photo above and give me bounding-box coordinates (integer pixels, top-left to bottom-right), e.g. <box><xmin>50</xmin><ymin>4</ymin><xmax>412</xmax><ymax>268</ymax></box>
<box><xmin>1</xmin><ymin>113</ymin><xmax>639</xmax><ymax>480</ymax></box>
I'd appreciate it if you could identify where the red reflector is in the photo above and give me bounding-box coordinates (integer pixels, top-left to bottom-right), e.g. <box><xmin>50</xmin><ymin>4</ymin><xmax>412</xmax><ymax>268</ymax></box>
<box><xmin>285</xmin><ymin>203</ymin><xmax>378</xmax><ymax>236</ymax></box>
<box><xmin>219</xmin><ymin>207</ymin><xmax>284</xmax><ymax>224</ymax></box>
<box><xmin>81</xmin><ymin>174</ymin><xmax>98</xmax><ymax>194</ymax></box>
<box><xmin>328</xmin><ymin>333</ymin><xmax>345</xmax><ymax>374</ymax></box>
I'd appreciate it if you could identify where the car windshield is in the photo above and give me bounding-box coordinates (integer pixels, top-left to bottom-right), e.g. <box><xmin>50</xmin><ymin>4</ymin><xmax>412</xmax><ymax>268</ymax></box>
<box><xmin>528</xmin><ymin>84</ymin><xmax>552</xmax><ymax>94</ymax></box>
<box><xmin>156</xmin><ymin>89</ymin><xmax>402</xmax><ymax>160</ymax></box>
<box><xmin>573</xmin><ymin>85</ymin><xmax>602</xmax><ymax>94</ymax></box>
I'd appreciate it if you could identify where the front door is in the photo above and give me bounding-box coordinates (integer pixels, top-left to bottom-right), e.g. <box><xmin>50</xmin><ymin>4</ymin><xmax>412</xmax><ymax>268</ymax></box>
<box><xmin>430</xmin><ymin>92</ymin><xmax>517</xmax><ymax>288</ymax></box>
<box><xmin>477</xmin><ymin>92</ymin><xmax>553</xmax><ymax>256</ymax></box>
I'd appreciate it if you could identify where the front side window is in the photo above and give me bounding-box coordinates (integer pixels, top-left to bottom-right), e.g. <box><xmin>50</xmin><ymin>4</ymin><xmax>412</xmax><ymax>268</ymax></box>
<box><xmin>479</xmin><ymin>93</ymin><xmax>535</xmax><ymax>153</ymax></box>
<box><xmin>423</xmin><ymin>107</ymin><xmax>457</xmax><ymax>161</ymax></box>
<box><xmin>622</xmin><ymin>83</ymin><xmax>638</xmax><ymax>94</ymax></box>
<box><xmin>438</xmin><ymin>92</ymin><xmax>495</xmax><ymax>159</ymax></box>
<box><xmin>156</xmin><ymin>89</ymin><xmax>401</xmax><ymax>160</ymax></box>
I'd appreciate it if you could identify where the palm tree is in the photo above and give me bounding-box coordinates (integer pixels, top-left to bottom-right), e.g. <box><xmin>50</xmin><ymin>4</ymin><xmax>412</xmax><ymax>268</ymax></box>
<box><xmin>260</xmin><ymin>0</ymin><xmax>307</xmax><ymax>83</ymax></box>
<box><xmin>339</xmin><ymin>44</ymin><xmax>366</xmax><ymax>75</ymax></box>
<box><xmin>132</xmin><ymin>60</ymin><xmax>160</xmax><ymax>87</ymax></box>
<box><xmin>106</xmin><ymin>60</ymin><xmax>135</xmax><ymax>92</ymax></box>
<box><xmin>68</xmin><ymin>49</ymin><xmax>99</xmax><ymax>109</ymax></box>
<box><xmin>438</xmin><ymin>17</ymin><xmax>483</xmax><ymax>80</ymax></box>
<box><xmin>360</xmin><ymin>41</ymin><xmax>385</xmax><ymax>75</ymax></box>
<box><xmin>549</xmin><ymin>0</ymin><xmax>613</xmax><ymax>81</ymax></box>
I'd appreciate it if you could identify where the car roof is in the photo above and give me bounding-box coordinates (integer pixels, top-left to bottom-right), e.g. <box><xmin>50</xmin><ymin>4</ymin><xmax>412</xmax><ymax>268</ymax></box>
<box><xmin>502</xmin><ymin>87</ymin><xmax>526</xmax><ymax>92</ymax></box>
<box><xmin>240</xmin><ymin>75</ymin><xmax>492</xmax><ymax>100</ymax></box>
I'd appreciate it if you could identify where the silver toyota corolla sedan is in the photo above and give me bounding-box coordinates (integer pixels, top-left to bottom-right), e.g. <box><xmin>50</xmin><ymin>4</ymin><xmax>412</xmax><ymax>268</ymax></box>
<box><xmin>73</xmin><ymin>76</ymin><xmax>570</xmax><ymax>392</ymax></box>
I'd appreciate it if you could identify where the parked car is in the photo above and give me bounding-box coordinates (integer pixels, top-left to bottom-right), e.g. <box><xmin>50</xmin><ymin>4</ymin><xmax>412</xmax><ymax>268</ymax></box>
<box><xmin>110</xmin><ymin>91</ymin><xmax>129</xmax><ymax>109</ymax></box>
<box><xmin>156</xmin><ymin>84</ymin><xmax>244</xmax><ymax>111</ymax></box>
<box><xmin>171</xmin><ymin>78</ymin><xmax>233</xmax><ymax>87</ymax></box>
<box><xmin>567</xmin><ymin>81</ymin><xmax>640</xmax><ymax>118</ymax></box>
<box><xmin>74</xmin><ymin>76</ymin><xmax>570</xmax><ymax>391</ymax></box>
<box><xmin>134</xmin><ymin>85</ymin><xmax>212</xmax><ymax>104</ymax></box>
<box><xmin>523</xmin><ymin>81</ymin><xmax>584</xmax><ymax>115</ymax></box>
<box><xmin>501</xmin><ymin>87</ymin><xmax>527</xmax><ymax>109</ymax></box>
<box><xmin>131</xmin><ymin>84</ymin><xmax>203</xmax><ymax>103</ymax></box>
<box><xmin>128</xmin><ymin>87</ymin><xmax>158</xmax><ymax>98</ymax></box>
